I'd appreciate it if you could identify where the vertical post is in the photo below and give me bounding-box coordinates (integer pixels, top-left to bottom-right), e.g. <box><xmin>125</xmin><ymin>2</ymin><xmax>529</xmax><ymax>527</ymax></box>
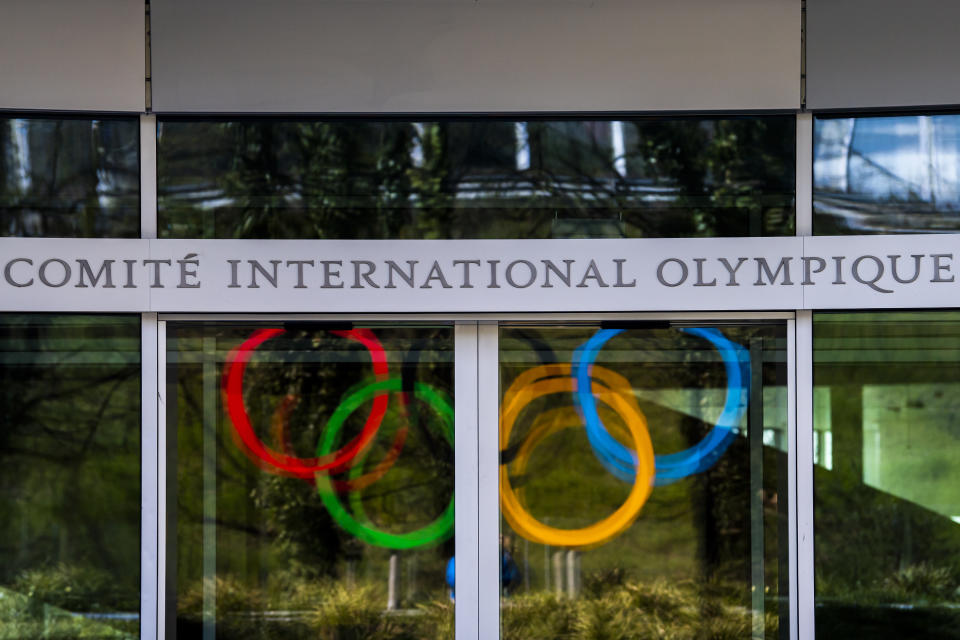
<box><xmin>407</xmin><ymin>556</ymin><xmax>416</xmax><ymax>604</ymax></box>
<box><xmin>454</xmin><ymin>322</ymin><xmax>479</xmax><ymax>640</ymax></box>
<box><xmin>141</xmin><ymin>112</ymin><xmax>160</xmax><ymax>640</ymax></box>
<box><xmin>796</xmin><ymin>113</ymin><xmax>813</xmax><ymax>237</ymax></box>
<box><xmin>553</xmin><ymin>552</ymin><xmax>565</xmax><ymax>596</ymax></box>
<box><xmin>544</xmin><ymin>541</ymin><xmax>550</xmax><ymax>593</ymax></box>
<box><xmin>201</xmin><ymin>336</ymin><xmax>217</xmax><ymax>640</ymax></box>
<box><xmin>794</xmin><ymin>110</ymin><xmax>815</xmax><ymax>640</ymax></box>
<box><xmin>141</xmin><ymin>314</ymin><xmax>159</xmax><ymax>640</ymax></box>
<box><xmin>387</xmin><ymin>553</ymin><xmax>399</xmax><ymax>611</ymax></box>
<box><xmin>477</xmin><ymin>323</ymin><xmax>500</xmax><ymax>638</ymax></box>
<box><xmin>523</xmin><ymin>538</ymin><xmax>530</xmax><ymax>592</ymax></box>
<box><xmin>140</xmin><ymin>114</ymin><xmax>157</xmax><ymax>240</ymax></box>
<box><xmin>795</xmin><ymin>312</ymin><xmax>814</xmax><ymax>640</ymax></box>
<box><xmin>157</xmin><ymin>321</ymin><xmax>168</xmax><ymax>640</ymax></box>
<box><xmin>565</xmin><ymin>550</ymin><xmax>579</xmax><ymax>598</ymax></box>
<box><xmin>749</xmin><ymin>338</ymin><xmax>765</xmax><ymax>639</ymax></box>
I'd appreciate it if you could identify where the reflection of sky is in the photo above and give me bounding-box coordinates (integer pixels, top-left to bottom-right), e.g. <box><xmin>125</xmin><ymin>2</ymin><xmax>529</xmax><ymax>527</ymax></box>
<box><xmin>815</xmin><ymin>115</ymin><xmax>960</xmax><ymax>210</ymax></box>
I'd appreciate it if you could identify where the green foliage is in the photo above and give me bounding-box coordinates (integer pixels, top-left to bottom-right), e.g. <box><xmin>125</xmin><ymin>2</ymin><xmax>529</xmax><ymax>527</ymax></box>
<box><xmin>822</xmin><ymin>563</ymin><xmax>960</xmax><ymax>608</ymax></box>
<box><xmin>881</xmin><ymin>564</ymin><xmax>957</xmax><ymax>602</ymax></box>
<box><xmin>179</xmin><ymin>575</ymin><xmax>265</xmax><ymax>619</ymax></box>
<box><xmin>252</xmin><ymin>471</ymin><xmax>347</xmax><ymax>578</ymax></box>
<box><xmin>0</xmin><ymin>584</ymin><xmax>135</xmax><ymax>640</ymax></box>
<box><xmin>573</xmin><ymin>593</ymin><xmax>639</xmax><ymax>640</ymax></box>
<box><xmin>622</xmin><ymin>579</ymin><xmax>696</xmax><ymax>623</ymax></box>
<box><xmin>0</xmin><ymin>316</ymin><xmax>141</xmax><ymax>637</ymax></box>
<box><xmin>158</xmin><ymin>118</ymin><xmax>796</xmax><ymax>240</ymax></box>
<box><xmin>169</xmin><ymin>573</ymin><xmax>785</xmax><ymax>639</ymax></box>
<box><xmin>500</xmin><ymin>579</ymin><xmax>779</xmax><ymax>640</ymax></box>
<box><xmin>501</xmin><ymin>591</ymin><xmax>578</xmax><ymax>640</ymax></box>
<box><xmin>414</xmin><ymin>600</ymin><xmax>455</xmax><ymax>640</ymax></box>
<box><xmin>582</xmin><ymin>567</ymin><xmax>627</xmax><ymax>598</ymax></box>
<box><xmin>12</xmin><ymin>564</ymin><xmax>136</xmax><ymax>613</ymax></box>
<box><xmin>311</xmin><ymin>582</ymin><xmax>411</xmax><ymax>640</ymax></box>
<box><xmin>814</xmin><ymin>463</ymin><xmax>960</xmax><ymax>599</ymax></box>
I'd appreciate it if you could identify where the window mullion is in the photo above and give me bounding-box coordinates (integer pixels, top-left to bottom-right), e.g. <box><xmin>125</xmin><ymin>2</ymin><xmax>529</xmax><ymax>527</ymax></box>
<box><xmin>795</xmin><ymin>310</ymin><xmax>815</xmax><ymax>639</ymax></box>
<box><xmin>454</xmin><ymin>322</ymin><xmax>480</xmax><ymax>640</ymax></box>
<box><xmin>477</xmin><ymin>322</ymin><xmax>500</xmax><ymax>640</ymax></box>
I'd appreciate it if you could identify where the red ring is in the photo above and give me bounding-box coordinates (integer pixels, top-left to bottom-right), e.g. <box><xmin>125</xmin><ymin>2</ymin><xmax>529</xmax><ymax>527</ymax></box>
<box><xmin>270</xmin><ymin>392</ymin><xmax>409</xmax><ymax>492</ymax></box>
<box><xmin>222</xmin><ymin>327</ymin><xmax>389</xmax><ymax>479</ymax></box>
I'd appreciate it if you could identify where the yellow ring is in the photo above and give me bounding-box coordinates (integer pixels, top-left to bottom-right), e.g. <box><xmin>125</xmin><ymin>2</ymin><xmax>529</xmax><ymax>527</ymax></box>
<box><xmin>499</xmin><ymin>364</ymin><xmax>655</xmax><ymax>549</ymax></box>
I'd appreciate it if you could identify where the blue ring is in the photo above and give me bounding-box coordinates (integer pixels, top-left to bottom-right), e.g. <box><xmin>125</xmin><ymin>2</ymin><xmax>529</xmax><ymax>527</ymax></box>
<box><xmin>572</xmin><ymin>327</ymin><xmax>750</xmax><ymax>486</ymax></box>
<box><xmin>446</xmin><ymin>556</ymin><xmax>456</xmax><ymax>600</ymax></box>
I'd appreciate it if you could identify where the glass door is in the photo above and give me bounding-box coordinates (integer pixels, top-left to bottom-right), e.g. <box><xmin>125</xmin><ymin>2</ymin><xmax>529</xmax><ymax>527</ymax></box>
<box><xmin>492</xmin><ymin>321</ymin><xmax>791</xmax><ymax>640</ymax></box>
<box><xmin>158</xmin><ymin>316</ymin><xmax>794</xmax><ymax>640</ymax></box>
<box><xmin>162</xmin><ymin>321</ymin><xmax>457</xmax><ymax>640</ymax></box>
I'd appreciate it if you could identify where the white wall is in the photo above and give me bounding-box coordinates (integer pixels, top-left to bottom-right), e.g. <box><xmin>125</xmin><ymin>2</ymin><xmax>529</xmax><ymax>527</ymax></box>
<box><xmin>151</xmin><ymin>0</ymin><xmax>800</xmax><ymax>113</ymax></box>
<box><xmin>807</xmin><ymin>0</ymin><xmax>960</xmax><ymax>110</ymax></box>
<box><xmin>0</xmin><ymin>0</ymin><xmax>144</xmax><ymax>112</ymax></box>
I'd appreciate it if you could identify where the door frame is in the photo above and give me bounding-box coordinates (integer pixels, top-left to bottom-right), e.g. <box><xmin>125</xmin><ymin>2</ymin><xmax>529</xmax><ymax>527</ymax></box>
<box><xmin>146</xmin><ymin>311</ymin><xmax>800</xmax><ymax>640</ymax></box>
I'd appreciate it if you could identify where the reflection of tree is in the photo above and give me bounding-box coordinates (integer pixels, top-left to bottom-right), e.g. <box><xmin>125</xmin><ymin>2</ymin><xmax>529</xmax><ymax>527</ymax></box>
<box><xmin>158</xmin><ymin>118</ymin><xmax>795</xmax><ymax>239</ymax></box>
<box><xmin>813</xmin><ymin>315</ymin><xmax>960</xmax><ymax>637</ymax></box>
<box><xmin>0</xmin><ymin>315</ymin><xmax>141</xmax><ymax>618</ymax></box>
<box><xmin>171</xmin><ymin>325</ymin><xmax>455</xmax><ymax>600</ymax></box>
<box><xmin>0</xmin><ymin>117</ymin><xmax>139</xmax><ymax>237</ymax></box>
<box><xmin>498</xmin><ymin>325</ymin><xmax>785</xmax><ymax>625</ymax></box>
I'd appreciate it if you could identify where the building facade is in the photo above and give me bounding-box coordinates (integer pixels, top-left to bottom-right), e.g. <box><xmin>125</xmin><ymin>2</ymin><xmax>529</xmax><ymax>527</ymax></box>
<box><xmin>2</xmin><ymin>2</ymin><xmax>960</xmax><ymax>639</ymax></box>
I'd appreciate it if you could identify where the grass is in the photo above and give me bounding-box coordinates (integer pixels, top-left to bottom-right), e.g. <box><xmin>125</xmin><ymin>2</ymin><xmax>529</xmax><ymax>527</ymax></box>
<box><xmin>0</xmin><ymin>585</ymin><xmax>136</xmax><ymax>640</ymax></box>
<box><xmin>171</xmin><ymin>575</ymin><xmax>781</xmax><ymax>640</ymax></box>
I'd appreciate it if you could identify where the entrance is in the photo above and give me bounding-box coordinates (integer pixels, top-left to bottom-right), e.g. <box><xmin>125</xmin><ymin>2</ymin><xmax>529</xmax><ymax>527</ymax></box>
<box><xmin>157</xmin><ymin>314</ymin><xmax>795</xmax><ymax>640</ymax></box>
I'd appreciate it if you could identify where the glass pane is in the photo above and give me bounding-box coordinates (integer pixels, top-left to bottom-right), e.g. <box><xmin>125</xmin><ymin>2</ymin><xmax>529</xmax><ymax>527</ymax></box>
<box><xmin>166</xmin><ymin>323</ymin><xmax>454</xmax><ymax>639</ymax></box>
<box><xmin>0</xmin><ymin>314</ymin><xmax>141</xmax><ymax>637</ymax></box>
<box><xmin>498</xmin><ymin>323</ymin><xmax>788</xmax><ymax>639</ymax></box>
<box><xmin>814</xmin><ymin>312</ymin><xmax>960</xmax><ymax>637</ymax></box>
<box><xmin>0</xmin><ymin>116</ymin><xmax>140</xmax><ymax>237</ymax></box>
<box><xmin>158</xmin><ymin>117</ymin><xmax>795</xmax><ymax>239</ymax></box>
<box><xmin>814</xmin><ymin>113</ymin><xmax>960</xmax><ymax>234</ymax></box>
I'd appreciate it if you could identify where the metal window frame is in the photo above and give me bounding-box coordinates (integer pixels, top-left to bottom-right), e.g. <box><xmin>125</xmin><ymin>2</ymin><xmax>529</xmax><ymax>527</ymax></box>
<box><xmin>141</xmin><ymin>112</ymin><xmax>160</xmax><ymax>640</ymax></box>
<box><xmin>795</xmin><ymin>113</ymin><xmax>815</xmax><ymax>640</ymax></box>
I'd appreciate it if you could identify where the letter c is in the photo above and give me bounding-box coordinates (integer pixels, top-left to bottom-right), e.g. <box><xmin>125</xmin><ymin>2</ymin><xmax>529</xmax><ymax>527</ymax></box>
<box><xmin>4</xmin><ymin>258</ymin><xmax>33</xmax><ymax>287</ymax></box>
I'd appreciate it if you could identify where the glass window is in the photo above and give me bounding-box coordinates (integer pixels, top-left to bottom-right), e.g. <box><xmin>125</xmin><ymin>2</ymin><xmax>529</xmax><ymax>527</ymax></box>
<box><xmin>0</xmin><ymin>314</ymin><xmax>141</xmax><ymax>637</ymax></box>
<box><xmin>166</xmin><ymin>323</ymin><xmax>454</xmax><ymax>639</ymax></box>
<box><xmin>814</xmin><ymin>113</ymin><xmax>960</xmax><ymax>234</ymax></box>
<box><xmin>814</xmin><ymin>312</ymin><xmax>960</xmax><ymax>636</ymax></box>
<box><xmin>0</xmin><ymin>116</ymin><xmax>140</xmax><ymax>237</ymax></box>
<box><xmin>157</xmin><ymin>117</ymin><xmax>795</xmax><ymax>239</ymax></box>
<box><xmin>497</xmin><ymin>323</ymin><xmax>788</xmax><ymax>638</ymax></box>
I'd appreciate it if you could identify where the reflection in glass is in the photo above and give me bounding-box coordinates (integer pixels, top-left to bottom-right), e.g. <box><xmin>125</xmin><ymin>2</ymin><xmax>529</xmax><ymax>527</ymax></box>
<box><xmin>0</xmin><ymin>315</ymin><xmax>141</xmax><ymax>638</ymax></box>
<box><xmin>814</xmin><ymin>312</ymin><xmax>960</xmax><ymax>637</ymax></box>
<box><xmin>166</xmin><ymin>324</ymin><xmax>454</xmax><ymax>639</ymax></box>
<box><xmin>498</xmin><ymin>324</ymin><xmax>788</xmax><ymax>639</ymax></box>
<box><xmin>0</xmin><ymin>117</ymin><xmax>140</xmax><ymax>237</ymax></box>
<box><xmin>158</xmin><ymin>117</ymin><xmax>795</xmax><ymax>239</ymax></box>
<box><xmin>814</xmin><ymin>113</ymin><xmax>960</xmax><ymax>234</ymax></box>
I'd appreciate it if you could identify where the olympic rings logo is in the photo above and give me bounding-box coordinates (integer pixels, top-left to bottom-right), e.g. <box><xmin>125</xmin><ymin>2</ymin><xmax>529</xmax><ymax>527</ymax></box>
<box><xmin>222</xmin><ymin>328</ymin><xmax>454</xmax><ymax>550</ymax></box>
<box><xmin>222</xmin><ymin>327</ymin><xmax>749</xmax><ymax>553</ymax></box>
<box><xmin>501</xmin><ymin>327</ymin><xmax>750</xmax><ymax>549</ymax></box>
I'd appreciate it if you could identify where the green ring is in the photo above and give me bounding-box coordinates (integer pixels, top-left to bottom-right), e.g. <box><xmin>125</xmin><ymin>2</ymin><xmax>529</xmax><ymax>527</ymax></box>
<box><xmin>315</xmin><ymin>377</ymin><xmax>455</xmax><ymax>549</ymax></box>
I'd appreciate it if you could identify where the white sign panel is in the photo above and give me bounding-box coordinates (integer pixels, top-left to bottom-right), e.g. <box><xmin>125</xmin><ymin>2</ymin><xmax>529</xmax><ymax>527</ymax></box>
<box><xmin>800</xmin><ymin>235</ymin><xmax>960</xmax><ymax>309</ymax></box>
<box><xmin>1</xmin><ymin>236</ymin><xmax>959</xmax><ymax>313</ymax></box>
